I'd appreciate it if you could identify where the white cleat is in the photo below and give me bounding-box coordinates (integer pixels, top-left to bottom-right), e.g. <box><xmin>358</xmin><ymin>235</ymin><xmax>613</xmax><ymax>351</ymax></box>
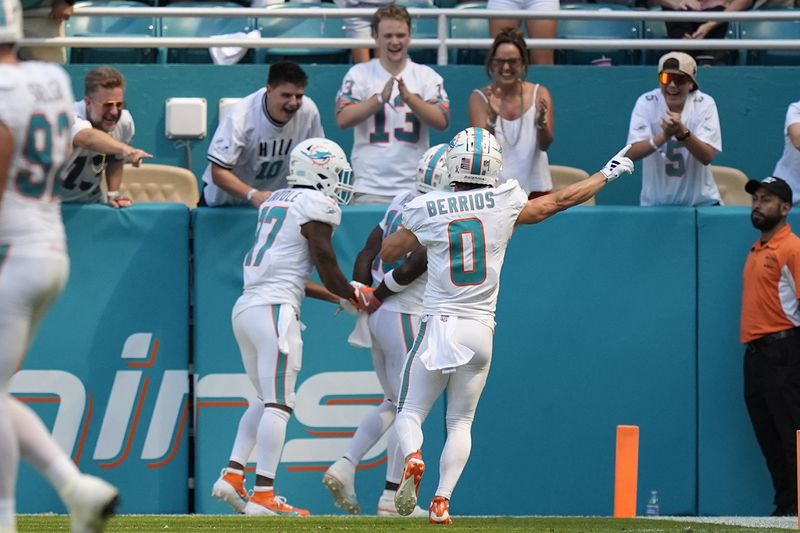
<box><xmin>60</xmin><ymin>474</ymin><xmax>119</xmax><ymax>533</ymax></box>
<box><xmin>322</xmin><ymin>458</ymin><xmax>360</xmax><ymax>514</ymax></box>
<box><xmin>211</xmin><ymin>468</ymin><xmax>248</xmax><ymax>514</ymax></box>
<box><xmin>377</xmin><ymin>493</ymin><xmax>427</xmax><ymax>517</ymax></box>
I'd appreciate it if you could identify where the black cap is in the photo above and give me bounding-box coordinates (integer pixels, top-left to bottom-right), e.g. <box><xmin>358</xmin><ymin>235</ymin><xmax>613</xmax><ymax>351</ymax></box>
<box><xmin>745</xmin><ymin>176</ymin><xmax>793</xmax><ymax>204</ymax></box>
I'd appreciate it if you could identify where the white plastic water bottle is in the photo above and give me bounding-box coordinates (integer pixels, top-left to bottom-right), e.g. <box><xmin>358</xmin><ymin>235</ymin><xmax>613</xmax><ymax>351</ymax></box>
<box><xmin>645</xmin><ymin>490</ymin><xmax>660</xmax><ymax>516</ymax></box>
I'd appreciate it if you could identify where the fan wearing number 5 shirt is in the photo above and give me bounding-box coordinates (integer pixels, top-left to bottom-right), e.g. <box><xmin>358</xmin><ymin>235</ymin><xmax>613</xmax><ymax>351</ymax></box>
<box><xmin>625</xmin><ymin>51</ymin><xmax>722</xmax><ymax>207</ymax></box>
<box><xmin>335</xmin><ymin>4</ymin><xmax>449</xmax><ymax>205</ymax></box>
<box><xmin>379</xmin><ymin>127</ymin><xmax>634</xmax><ymax>524</ymax></box>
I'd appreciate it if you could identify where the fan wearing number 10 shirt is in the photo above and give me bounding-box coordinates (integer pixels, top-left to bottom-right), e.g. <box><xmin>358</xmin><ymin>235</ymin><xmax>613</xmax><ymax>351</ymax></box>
<box><xmin>335</xmin><ymin>3</ymin><xmax>449</xmax><ymax>205</ymax></box>
<box><xmin>379</xmin><ymin>127</ymin><xmax>635</xmax><ymax>524</ymax></box>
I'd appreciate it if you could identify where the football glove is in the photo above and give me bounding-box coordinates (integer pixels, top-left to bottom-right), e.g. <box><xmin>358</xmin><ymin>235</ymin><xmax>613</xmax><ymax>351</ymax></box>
<box><xmin>600</xmin><ymin>144</ymin><xmax>634</xmax><ymax>183</ymax></box>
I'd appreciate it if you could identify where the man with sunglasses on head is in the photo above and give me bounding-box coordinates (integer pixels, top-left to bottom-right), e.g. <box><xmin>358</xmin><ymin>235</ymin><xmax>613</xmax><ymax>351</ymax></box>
<box><xmin>625</xmin><ymin>51</ymin><xmax>722</xmax><ymax>206</ymax></box>
<box><xmin>64</xmin><ymin>66</ymin><xmax>151</xmax><ymax>209</ymax></box>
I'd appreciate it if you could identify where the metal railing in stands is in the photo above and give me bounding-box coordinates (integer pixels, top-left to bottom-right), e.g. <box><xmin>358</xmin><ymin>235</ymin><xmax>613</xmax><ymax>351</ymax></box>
<box><xmin>21</xmin><ymin>6</ymin><xmax>800</xmax><ymax>65</ymax></box>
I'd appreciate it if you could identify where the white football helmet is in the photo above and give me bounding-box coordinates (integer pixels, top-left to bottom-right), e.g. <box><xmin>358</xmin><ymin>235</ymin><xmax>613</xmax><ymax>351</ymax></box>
<box><xmin>446</xmin><ymin>127</ymin><xmax>503</xmax><ymax>188</ymax></box>
<box><xmin>0</xmin><ymin>0</ymin><xmax>22</xmax><ymax>44</ymax></box>
<box><xmin>288</xmin><ymin>138</ymin><xmax>354</xmax><ymax>205</ymax></box>
<box><xmin>416</xmin><ymin>143</ymin><xmax>450</xmax><ymax>193</ymax></box>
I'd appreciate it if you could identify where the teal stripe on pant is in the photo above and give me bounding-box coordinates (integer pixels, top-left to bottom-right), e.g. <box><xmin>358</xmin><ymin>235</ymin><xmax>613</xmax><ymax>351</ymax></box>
<box><xmin>398</xmin><ymin>319</ymin><xmax>427</xmax><ymax>412</ymax></box>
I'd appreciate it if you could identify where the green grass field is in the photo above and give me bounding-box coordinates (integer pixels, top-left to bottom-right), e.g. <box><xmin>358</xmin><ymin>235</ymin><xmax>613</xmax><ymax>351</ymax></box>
<box><xmin>15</xmin><ymin>515</ymin><xmax>795</xmax><ymax>532</ymax></box>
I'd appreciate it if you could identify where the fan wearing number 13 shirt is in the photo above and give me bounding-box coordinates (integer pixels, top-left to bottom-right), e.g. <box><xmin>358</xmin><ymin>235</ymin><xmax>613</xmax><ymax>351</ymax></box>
<box><xmin>379</xmin><ymin>127</ymin><xmax>634</xmax><ymax>524</ymax></box>
<box><xmin>335</xmin><ymin>4</ymin><xmax>449</xmax><ymax>205</ymax></box>
<box><xmin>625</xmin><ymin>52</ymin><xmax>722</xmax><ymax>207</ymax></box>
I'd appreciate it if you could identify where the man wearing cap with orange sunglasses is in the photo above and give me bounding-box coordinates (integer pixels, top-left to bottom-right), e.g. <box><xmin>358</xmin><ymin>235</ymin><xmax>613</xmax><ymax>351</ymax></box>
<box><xmin>624</xmin><ymin>51</ymin><xmax>722</xmax><ymax>207</ymax></box>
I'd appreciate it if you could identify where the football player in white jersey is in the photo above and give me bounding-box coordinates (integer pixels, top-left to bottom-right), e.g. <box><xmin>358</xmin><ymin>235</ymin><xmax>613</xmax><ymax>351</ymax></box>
<box><xmin>62</xmin><ymin>66</ymin><xmax>141</xmax><ymax>208</ymax></box>
<box><xmin>0</xmin><ymin>2</ymin><xmax>119</xmax><ymax>531</ymax></box>
<box><xmin>211</xmin><ymin>138</ymin><xmax>374</xmax><ymax>516</ymax></box>
<box><xmin>322</xmin><ymin>144</ymin><xmax>449</xmax><ymax>517</ymax></box>
<box><xmin>202</xmin><ymin>61</ymin><xmax>325</xmax><ymax>207</ymax></box>
<box><xmin>625</xmin><ymin>52</ymin><xmax>723</xmax><ymax>207</ymax></box>
<box><xmin>335</xmin><ymin>4</ymin><xmax>450</xmax><ymax>205</ymax></box>
<box><xmin>379</xmin><ymin>127</ymin><xmax>634</xmax><ymax>524</ymax></box>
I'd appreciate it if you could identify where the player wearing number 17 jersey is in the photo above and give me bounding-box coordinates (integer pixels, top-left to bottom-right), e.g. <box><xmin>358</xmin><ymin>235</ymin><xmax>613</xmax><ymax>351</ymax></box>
<box><xmin>0</xmin><ymin>1</ymin><xmax>119</xmax><ymax>530</ymax></box>
<box><xmin>335</xmin><ymin>4</ymin><xmax>449</xmax><ymax>204</ymax></box>
<box><xmin>380</xmin><ymin>127</ymin><xmax>635</xmax><ymax>524</ymax></box>
<box><xmin>211</xmin><ymin>138</ymin><xmax>376</xmax><ymax>517</ymax></box>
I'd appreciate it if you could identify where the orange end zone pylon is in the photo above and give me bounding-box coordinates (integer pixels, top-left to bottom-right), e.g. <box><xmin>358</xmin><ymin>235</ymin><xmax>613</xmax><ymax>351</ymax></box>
<box><xmin>614</xmin><ymin>425</ymin><xmax>640</xmax><ymax>518</ymax></box>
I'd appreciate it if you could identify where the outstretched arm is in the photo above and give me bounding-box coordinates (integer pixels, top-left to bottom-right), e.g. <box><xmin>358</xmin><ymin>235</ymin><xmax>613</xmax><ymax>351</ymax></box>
<box><xmin>72</xmin><ymin>128</ymin><xmax>152</xmax><ymax>165</ymax></box>
<box><xmin>516</xmin><ymin>145</ymin><xmax>634</xmax><ymax>226</ymax></box>
<box><xmin>0</xmin><ymin>123</ymin><xmax>12</xmax><ymax>204</ymax></box>
<box><xmin>305</xmin><ymin>280</ymin><xmax>340</xmax><ymax>303</ymax></box>
<box><xmin>302</xmin><ymin>220</ymin><xmax>356</xmax><ymax>301</ymax></box>
<box><xmin>381</xmin><ymin>227</ymin><xmax>420</xmax><ymax>264</ymax></box>
<box><xmin>352</xmin><ymin>225</ymin><xmax>383</xmax><ymax>285</ymax></box>
<box><xmin>374</xmin><ymin>245</ymin><xmax>428</xmax><ymax>302</ymax></box>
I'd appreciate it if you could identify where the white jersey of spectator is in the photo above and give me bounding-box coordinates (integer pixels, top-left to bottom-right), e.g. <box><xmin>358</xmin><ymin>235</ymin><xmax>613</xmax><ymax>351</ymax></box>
<box><xmin>60</xmin><ymin>100</ymin><xmax>135</xmax><ymax>203</ymax></box>
<box><xmin>336</xmin><ymin>60</ymin><xmax>449</xmax><ymax>197</ymax></box>
<box><xmin>233</xmin><ymin>187</ymin><xmax>341</xmax><ymax>315</ymax></box>
<box><xmin>372</xmin><ymin>190</ymin><xmax>426</xmax><ymax>315</ymax></box>
<box><xmin>401</xmin><ymin>179</ymin><xmax>528</xmax><ymax>328</ymax></box>
<box><xmin>202</xmin><ymin>88</ymin><xmax>324</xmax><ymax>206</ymax></box>
<box><xmin>0</xmin><ymin>61</ymin><xmax>73</xmax><ymax>246</ymax></box>
<box><xmin>773</xmin><ymin>101</ymin><xmax>800</xmax><ymax>204</ymax></box>
<box><xmin>627</xmin><ymin>88</ymin><xmax>722</xmax><ymax>206</ymax></box>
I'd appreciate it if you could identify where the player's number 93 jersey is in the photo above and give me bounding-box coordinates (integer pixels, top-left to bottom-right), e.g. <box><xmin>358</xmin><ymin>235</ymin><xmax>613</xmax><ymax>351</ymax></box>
<box><xmin>235</xmin><ymin>188</ymin><xmax>342</xmax><ymax>313</ymax></box>
<box><xmin>401</xmin><ymin>180</ymin><xmax>527</xmax><ymax>325</ymax></box>
<box><xmin>0</xmin><ymin>62</ymin><xmax>74</xmax><ymax>246</ymax></box>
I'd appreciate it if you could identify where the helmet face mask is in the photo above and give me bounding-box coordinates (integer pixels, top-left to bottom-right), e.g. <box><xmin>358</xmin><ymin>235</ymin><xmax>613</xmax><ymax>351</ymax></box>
<box><xmin>288</xmin><ymin>138</ymin><xmax>353</xmax><ymax>205</ymax></box>
<box><xmin>416</xmin><ymin>143</ymin><xmax>450</xmax><ymax>193</ymax></box>
<box><xmin>446</xmin><ymin>127</ymin><xmax>503</xmax><ymax>188</ymax></box>
<box><xmin>0</xmin><ymin>0</ymin><xmax>22</xmax><ymax>45</ymax></box>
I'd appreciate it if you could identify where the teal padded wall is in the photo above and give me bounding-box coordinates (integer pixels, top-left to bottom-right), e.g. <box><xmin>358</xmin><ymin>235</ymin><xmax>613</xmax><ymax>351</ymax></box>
<box><xmin>12</xmin><ymin>204</ymin><xmax>190</xmax><ymax>513</ymax></box>
<box><xmin>64</xmin><ymin>65</ymin><xmax>798</xmax><ymax>206</ymax></box>
<box><xmin>696</xmin><ymin>208</ymin><xmax>800</xmax><ymax>515</ymax></box>
<box><xmin>191</xmin><ymin>206</ymin><xmax>445</xmax><ymax>515</ymax></box>
<box><xmin>463</xmin><ymin>207</ymin><xmax>698</xmax><ymax>515</ymax></box>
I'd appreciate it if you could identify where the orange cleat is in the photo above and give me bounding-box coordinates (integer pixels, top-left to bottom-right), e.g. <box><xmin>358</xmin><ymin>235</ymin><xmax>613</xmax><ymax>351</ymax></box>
<box><xmin>395</xmin><ymin>450</ymin><xmax>425</xmax><ymax>517</ymax></box>
<box><xmin>244</xmin><ymin>489</ymin><xmax>310</xmax><ymax>516</ymax></box>
<box><xmin>429</xmin><ymin>495</ymin><xmax>453</xmax><ymax>525</ymax></box>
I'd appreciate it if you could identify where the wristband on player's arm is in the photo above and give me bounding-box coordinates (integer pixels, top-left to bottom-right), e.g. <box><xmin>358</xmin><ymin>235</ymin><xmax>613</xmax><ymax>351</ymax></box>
<box><xmin>383</xmin><ymin>269</ymin><xmax>409</xmax><ymax>293</ymax></box>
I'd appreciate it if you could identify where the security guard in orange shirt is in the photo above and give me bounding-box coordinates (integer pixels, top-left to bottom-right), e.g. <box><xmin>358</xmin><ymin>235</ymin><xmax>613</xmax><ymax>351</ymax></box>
<box><xmin>741</xmin><ymin>176</ymin><xmax>800</xmax><ymax>517</ymax></box>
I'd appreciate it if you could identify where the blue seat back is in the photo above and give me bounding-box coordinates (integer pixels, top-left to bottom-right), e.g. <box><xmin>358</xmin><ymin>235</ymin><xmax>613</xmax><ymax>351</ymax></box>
<box><xmin>557</xmin><ymin>3</ymin><xmax>641</xmax><ymax>65</ymax></box>
<box><xmin>67</xmin><ymin>0</ymin><xmax>158</xmax><ymax>63</ymax></box>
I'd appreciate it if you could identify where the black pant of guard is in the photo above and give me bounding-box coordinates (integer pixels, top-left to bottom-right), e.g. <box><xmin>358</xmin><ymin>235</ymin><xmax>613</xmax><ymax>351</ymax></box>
<box><xmin>663</xmin><ymin>6</ymin><xmax>732</xmax><ymax>65</ymax></box>
<box><xmin>744</xmin><ymin>334</ymin><xmax>800</xmax><ymax>515</ymax></box>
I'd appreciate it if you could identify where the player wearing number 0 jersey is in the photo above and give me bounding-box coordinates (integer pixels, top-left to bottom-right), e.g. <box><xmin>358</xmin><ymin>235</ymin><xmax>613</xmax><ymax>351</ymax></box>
<box><xmin>0</xmin><ymin>2</ymin><xmax>120</xmax><ymax>530</ymax></box>
<box><xmin>211</xmin><ymin>138</ymin><xmax>376</xmax><ymax>517</ymax></box>
<box><xmin>625</xmin><ymin>52</ymin><xmax>722</xmax><ymax>207</ymax></box>
<box><xmin>381</xmin><ymin>127</ymin><xmax>635</xmax><ymax>524</ymax></box>
<box><xmin>202</xmin><ymin>62</ymin><xmax>324</xmax><ymax>207</ymax></box>
<box><xmin>322</xmin><ymin>144</ymin><xmax>449</xmax><ymax>517</ymax></box>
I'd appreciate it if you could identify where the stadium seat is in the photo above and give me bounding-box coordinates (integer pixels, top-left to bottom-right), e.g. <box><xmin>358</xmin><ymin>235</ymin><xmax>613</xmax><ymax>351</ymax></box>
<box><xmin>66</xmin><ymin>1</ymin><xmax>159</xmax><ymax>64</ymax></box>
<box><xmin>160</xmin><ymin>1</ymin><xmax>257</xmax><ymax>64</ymax></box>
<box><xmin>448</xmin><ymin>1</ymin><xmax>490</xmax><ymax>65</ymax></box>
<box><xmin>557</xmin><ymin>4</ymin><xmax>641</xmax><ymax>66</ymax></box>
<box><xmin>739</xmin><ymin>10</ymin><xmax>800</xmax><ymax>66</ymax></box>
<box><xmin>121</xmin><ymin>164</ymin><xmax>200</xmax><ymax>208</ymax></box>
<box><xmin>550</xmin><ymin>165</ymin><xmax>595</xmax><ymax>205</ymax></box>
<box><xmin>710</xmin><ymin>165</ymin><xmax>750</xmax><ymax>206</ymax></box>
<box><xmin>256</xmin><ymin>2</ymin><xmax>350</xmax><ymax>64</ymax></box>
